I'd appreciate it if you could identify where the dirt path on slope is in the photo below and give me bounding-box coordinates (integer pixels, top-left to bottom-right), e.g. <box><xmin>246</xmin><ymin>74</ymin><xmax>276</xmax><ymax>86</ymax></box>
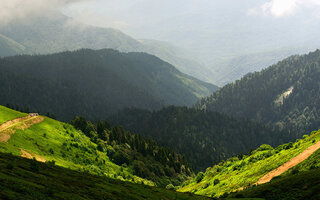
<box><xmin>256</xmin><ymin>140</ymin><xmax>320</xmax><ymax>184</ymax></box>
<box><xmin>20</xmin><ymin>149</ymin><xmax>46</xmax><ymax>162</ymax></box>
<box><xmin>0</xmin><ymin>116</ymin><xmax>44</xmax><ymax>142</ymax></box>
<box><xmin>0</xmin><ymin>116</ymin><xmax>31</xmax><ymax>132</ymax></box>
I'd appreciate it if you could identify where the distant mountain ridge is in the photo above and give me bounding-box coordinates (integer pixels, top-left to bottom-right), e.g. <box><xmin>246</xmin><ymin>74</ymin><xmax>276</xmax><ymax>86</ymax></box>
<box><xmin>0</xmin><ymin>12</ymin><xmax>219</xmax><ymax>86</ymax></box>
<box><xmin>0</xmin><ymin>49</ymin><xmax>217</xmax><ymax>120</ymax></box>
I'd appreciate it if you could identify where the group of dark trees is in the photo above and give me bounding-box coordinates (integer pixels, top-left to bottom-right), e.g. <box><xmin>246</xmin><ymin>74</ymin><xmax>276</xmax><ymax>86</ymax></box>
<box><xmin>109</xmin><ymin>106</ymin><xmax>289</xmax><ymax>171</ymax></box>
<box><xmin>0</xmin><ymin>49</ymin><xmax>216</xmax><ymax>121</ymax></box>
<box><xmin>70</xmin><ymin>116</ymin><xmax>192</xmax><ymax>186</ymax></box>
<box><xmin>198</xmin><ymin>49</ymin><xmax>320</xmax><ymax>139</ymax></box>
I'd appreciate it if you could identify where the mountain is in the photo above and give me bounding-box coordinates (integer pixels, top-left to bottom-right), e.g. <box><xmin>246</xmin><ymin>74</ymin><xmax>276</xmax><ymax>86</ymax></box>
<box><xmin>104</xmin><ymin>0</ymin><xmax>320</xmax><ymax>85</ymax></box>
<box><xmin>0</xmin><ymin>105</ymin><xmax>191</xmax><ymax>187</ymax></box>
<box><xmin>0</xmin><ymin>49</ymin><xmax>217</xmax><ymax>121</ymax></box>
<box><xmin>0</xmin><ymin>12</ymin><xmax>219</xmax><ymax>86</ymax></box>
<box><xmin>0</xmin><ymin>34</ymin><xmax>26</xmax><ymax>57</ymax></box>
<box><xmin>179</xmin><ymin>130</ymin><xmax>320</xmax><ymax>198</ymax></box>
<box><xmin>138</xmin><ymin>39</ymin><xmax>215</xmax><ymax>83</ymax></box>
<box><xmin>199</xmin><ymin>49</ymin><xmax>320</xmax><ymax>138</ymax></box>
<box><xmin>109</xmin><ymin>106</ymin><xmax>289</xmax><ymax>171</ymax></box>
<box><xmin>0</xmin><ymin>153</ymin><xmax>211</xmax><ymax>200</ymax></box>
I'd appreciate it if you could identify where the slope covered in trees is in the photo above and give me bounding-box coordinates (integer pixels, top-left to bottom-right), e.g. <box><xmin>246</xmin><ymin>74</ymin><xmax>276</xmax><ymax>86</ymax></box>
<box><xmin>0</xmin><ymin>12</ymin><xmax>217</xmax><ymax>85</ymax></box>
<box><xmin>0</xmin><ymin>49</ymin><xmax>217</xmax><ymax>121</ymax></box>
<box><xmin>109</xmin><ymin>106</ymin><xmax>289</xmax><ymax>171</ymax></box>
<box><xmin>199</xmin><ymin>49</ymin><xmax>320</xmax><ymax>138</ymax></box>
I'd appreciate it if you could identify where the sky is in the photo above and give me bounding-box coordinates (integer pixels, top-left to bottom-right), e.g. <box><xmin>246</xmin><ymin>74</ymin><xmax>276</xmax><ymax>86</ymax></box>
<box><xmin>1</xmin><ymin>0</ymin><xmax>320</xmax><ymax>84</ymax></box>
<box><xmin>61</xmin><ymin>0</ymin><xmax>320</xmax><ymax>31</ymax></box>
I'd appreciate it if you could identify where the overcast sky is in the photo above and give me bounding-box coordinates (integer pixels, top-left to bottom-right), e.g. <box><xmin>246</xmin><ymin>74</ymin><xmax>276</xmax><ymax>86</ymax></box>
<box><xmin>61</xmin><ymin>0</ymin><xmax>320</xmax><ymax>34</ymax></box>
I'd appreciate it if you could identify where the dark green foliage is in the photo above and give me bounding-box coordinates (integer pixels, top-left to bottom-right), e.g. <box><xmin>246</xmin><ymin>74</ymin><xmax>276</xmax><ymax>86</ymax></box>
<box><xmin>0</xmin><ymin>153</ymin><xmax>211</xmax><ymax>200</ymax></box>
<box><xmin>109</xmin><ymin>106</ymin><xmax>288</xmax><ymax>171</ymax></box>
<box><xmin>29</xmin><ymin>158</ymin><xmax>40</xmax><ymax>173</ymax></box>
<box><xmin>195</xmin><ymin>172</ymin><xmax>204</xmax><ymax>183</ymax></box>
<box><xmin>0</xmin><ymin>49</ymin><xmax>217</xmax><ymax>121</ymax></box>
<box><xmin>199</xmin><ymin>49</ymin><xmax>320</xmax><ymax>140</ymax></box>
<box><xmin>213</xmin><ymin>179</ymin><xmax>220</xmax><ymax>185</ymax></box>
<box><xmin>70</xmin><ymin>116</ymin><xmax>192</xmax><ymax>187</ymax></box>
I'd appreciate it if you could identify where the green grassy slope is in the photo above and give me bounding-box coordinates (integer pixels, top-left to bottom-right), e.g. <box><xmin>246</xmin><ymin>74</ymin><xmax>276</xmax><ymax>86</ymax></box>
<box><xmin>179</xmin><ymin>130</ymin><xmax>320</xmax><ymax>198</ymax></box>
<box><xmin>0</xmin><ymin>105</ymin><xmax>193</xmax><ymax>188</ymax></box>
<box><xmin>0</xmin><ymin>152</ymin><xmax>213</xmax><ymax>200</ymax></box>
<box><xmin>0</xmin><ymin>116</ymin><xmax>153</xmax><ymax>185</ymax></box>
<box><xmin>0</xmin><ymin>105</ymin><xmax>27</xmax><ymax>124</ymax></box>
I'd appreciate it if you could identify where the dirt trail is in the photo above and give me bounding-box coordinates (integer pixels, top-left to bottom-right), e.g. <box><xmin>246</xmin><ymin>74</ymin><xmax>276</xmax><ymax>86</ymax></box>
<box><xmin>256</xmin><ymin>140</ymin><xmax>320</xmax><ymax>184</ymax></box>
<box><xmin>20</xmin><ymin>149</ymin><xmax>46</xmax><ymax>162</ymax></box>
<box><xmin>0</xmin><ymin>116</ymin><xmax>44</xmax><ymax>142</ymax></box>
<box><xmin>0</xmin><ymin>116</ymin><xmax>31</xmax><ymax>132</ymax></box>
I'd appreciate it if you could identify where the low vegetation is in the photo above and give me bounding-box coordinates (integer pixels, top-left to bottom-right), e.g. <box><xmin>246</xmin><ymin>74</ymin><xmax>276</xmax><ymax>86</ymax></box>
<box><xmin>0</xmin><ymin>105</ymin><xmax>27</xmax><ymax>124</ymax></box>
<box><xmin>179</xmin><ymin>130</ymin><xmax>320</xmax><ymax>198</ymax></box>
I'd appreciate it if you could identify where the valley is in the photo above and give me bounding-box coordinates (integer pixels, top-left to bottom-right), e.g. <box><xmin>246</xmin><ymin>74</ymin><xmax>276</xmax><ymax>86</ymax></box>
<box><xmin>1</xmin><ymin>1</ymin><xmax>320</xmax><ymax>199</ymax></box>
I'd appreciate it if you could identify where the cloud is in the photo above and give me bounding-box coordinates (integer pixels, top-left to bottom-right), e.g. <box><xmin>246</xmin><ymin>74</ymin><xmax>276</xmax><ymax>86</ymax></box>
<box><xmin>248</xmin><ymin>0</ymin><xmax>320</xmax><ymax>17</ymax></box>
<box><xmin>0</xmin><ymin>0</ymin><xmax>91</xmax><ymax>24</ymax></box>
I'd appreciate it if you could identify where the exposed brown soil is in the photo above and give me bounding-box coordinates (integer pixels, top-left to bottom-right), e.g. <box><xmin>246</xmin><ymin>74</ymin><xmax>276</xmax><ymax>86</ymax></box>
<box><xmin>0</xmin><ymin>116</ymin><xmax>44</xmax><ymax>142</ymax></box>
<box><xmin>257</xmin><ymin>140</ymin><xmax>320</xmax><ymax>184</ymax></box>
<box><xmin>20</xmin><ymin>149</ymin><xmax>46</xmax><ymax>162</ymax></box>
<box><xmin>0</xmin><ymin>116</ymin><xmax>31</xmax><ymax>132</ymax></box>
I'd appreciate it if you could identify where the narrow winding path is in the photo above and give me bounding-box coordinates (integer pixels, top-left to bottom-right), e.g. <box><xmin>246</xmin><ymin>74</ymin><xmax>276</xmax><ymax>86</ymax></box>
<box><xmin>0</xmin><ymin>115</ymin><xmax>44</xmax><ymax>142</ymax></box>
<box><xmin>256</xmin><ymin>140</ymin><xmax>320</xmax><ymax>185</ymax></box>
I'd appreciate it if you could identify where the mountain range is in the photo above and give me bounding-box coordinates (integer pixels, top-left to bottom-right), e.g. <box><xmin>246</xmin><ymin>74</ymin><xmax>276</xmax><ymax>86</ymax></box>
<box><xmin>0</xmin><ymin>49</ymin><xmax>217</xmax><ymax>121</ymax></box>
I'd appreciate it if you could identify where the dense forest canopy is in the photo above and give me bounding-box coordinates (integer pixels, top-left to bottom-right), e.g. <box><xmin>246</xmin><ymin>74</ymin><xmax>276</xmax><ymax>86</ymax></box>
<box><xmin>109</xmin><ymin>106</ymin><xmax>289</xmax><ymax>171</ymax></box>
<box><xmin>0</xmin><ymin>49</ymin><xmax>217</xmax><ymax>121</ymax></box>
<box><xmin>199</xmin><ymin>49</ymin><xmax>320</xmax><ymax>139</ymax></box>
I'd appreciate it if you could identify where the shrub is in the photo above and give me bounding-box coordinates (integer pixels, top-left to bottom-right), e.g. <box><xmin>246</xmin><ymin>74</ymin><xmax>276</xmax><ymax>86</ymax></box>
<box><xmin>166</xmin><ymin>184</ymin><xmax>175</xmax><ymax>190</ymax></box>
<box><xmin>213</xmin><ymin>179</ymin><xmax>220</xmax><ymax>185</ymax></box>
<box><xmin>195</xmin><ymin>172</ymin><xmax>204</xmax><ymax>183</ymax></box>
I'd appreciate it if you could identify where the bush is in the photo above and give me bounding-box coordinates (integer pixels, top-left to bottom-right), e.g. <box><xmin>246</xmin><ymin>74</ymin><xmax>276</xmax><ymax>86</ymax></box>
<box><xmin>213</xmin><ymin>179</ymin><xmax>220</xmax><ymax>185</ymax></box>
<box><xmin>166</xmin><ymin>184</ymin><xmax>175</xmax><ymax>190</ymax></box>
<box><xmin>195</xmin><ymin>172</ymin><xmax>204</xmax><ymax>183</ymax></box>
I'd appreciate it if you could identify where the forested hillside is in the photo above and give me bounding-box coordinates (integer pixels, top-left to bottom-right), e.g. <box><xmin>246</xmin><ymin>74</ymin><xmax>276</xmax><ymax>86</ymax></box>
<box><xmin>0</xmin><ymin>12</ymin><xmax>217</xmax><ymax>85</ymax></box>
<box><xmin>199</xmin><ymin>49</ymin><xmax>320</xmax><ymax>138</ymax></box>
<box><xmin>109</xmin><ymin>106</ymin><xmax>289</xmax><ymax>171</ymax></box>
<box><xmin>0</xmin><ymin>49</ymin><xmax>217</xmax><ymax>121</ymax></box>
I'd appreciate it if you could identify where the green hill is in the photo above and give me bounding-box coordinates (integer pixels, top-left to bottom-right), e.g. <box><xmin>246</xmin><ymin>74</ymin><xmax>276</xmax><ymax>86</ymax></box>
<box><xmin>0</xmin><ymin>105</ymin><xmax>27</xmax><ymax>124</ymax></box>
<box><xmin>109</xmin><ymin>106</ymin><xmax>289</xmax><ymax>171</ymax></box>
<box><xmin>199</xmin><ymin>49</ymin><xmax>320</xmax><ymax>139</ymax></box>
<box><xmin>0</xmin><ymin>106</ymin><xmax>191</xmax><ymax>187</ymax></box>
<box><xmin>179</xmin><ymin>130</ymin><xmax>320</xmax><ymax>198</ymax></box>
<box><xmin>0</xmin><ymin>49</ymin><xmax>217</xmax><ymax>121</ymax></box>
